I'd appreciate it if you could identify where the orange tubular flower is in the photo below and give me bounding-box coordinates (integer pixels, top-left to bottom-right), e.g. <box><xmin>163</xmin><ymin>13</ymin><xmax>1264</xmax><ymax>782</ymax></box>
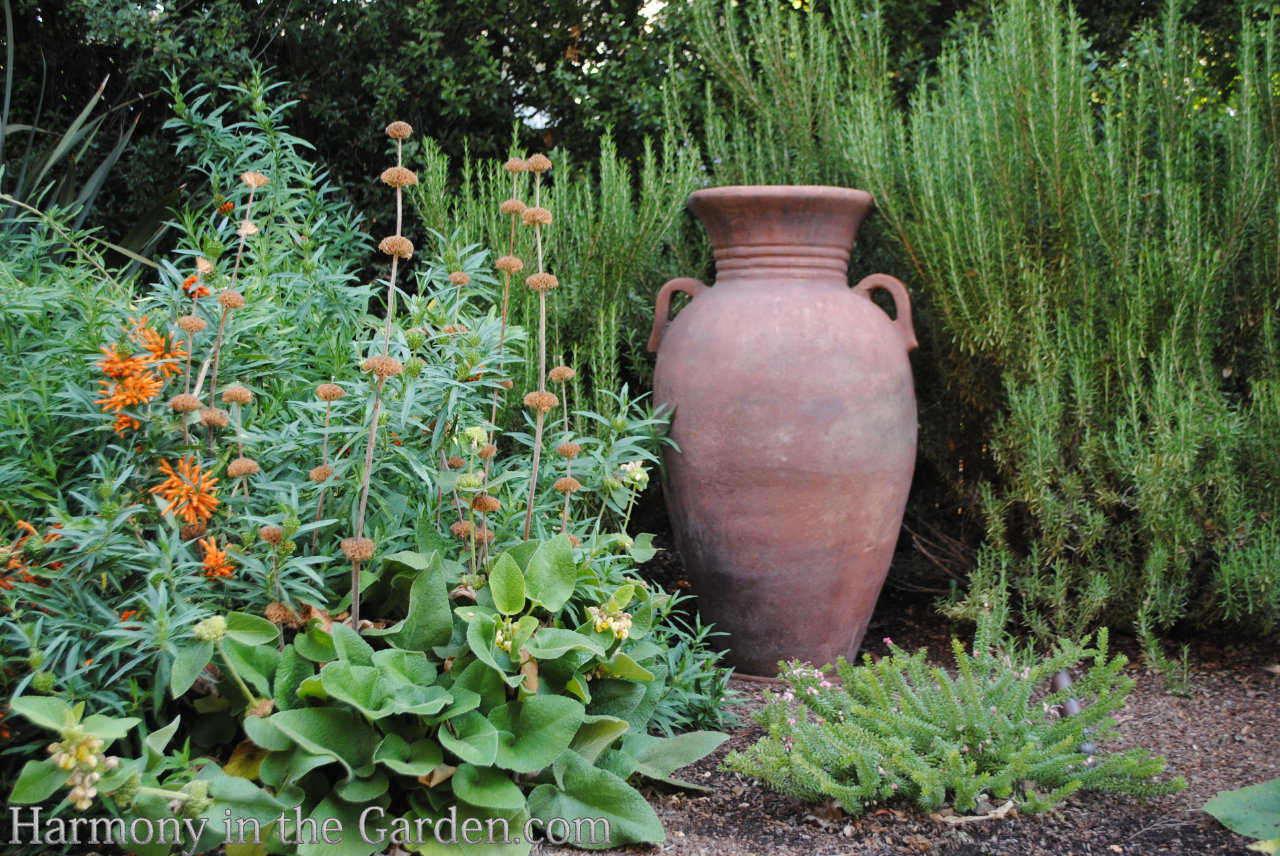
<box><xmin>136</xmin><ymin>328</ymin><xmax>188</xmax><ymax>378</ymax></box>
<box><xmin>183</xmin><ymin>274</ymin><xmax>210</xmax><ymax>299</ymax></box>
<box><xmin>95</xmin><ymin>344</ymin><xmax>149</xmax><ymax>379</ymax></box>
<box><xmin>150</xmin><ymin>456</ymin><xmax>220</xmax><ymax>525</ymax></box>
<box><xmin>95</xmin><ymin>370</ymin><xmax>163</xmax><ymax>413</ymax></box>
<box><xmin>198</xmin><ymin>536</ymin><xmax>234</xmax><ymax>579</ymax></box>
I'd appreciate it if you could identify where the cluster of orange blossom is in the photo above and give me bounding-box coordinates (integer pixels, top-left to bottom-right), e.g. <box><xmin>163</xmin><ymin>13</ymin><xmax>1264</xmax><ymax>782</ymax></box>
<box><xmin>93</xmin><ymin>316</ymin><xmax>186</xmax><ymax>434</ymax></box>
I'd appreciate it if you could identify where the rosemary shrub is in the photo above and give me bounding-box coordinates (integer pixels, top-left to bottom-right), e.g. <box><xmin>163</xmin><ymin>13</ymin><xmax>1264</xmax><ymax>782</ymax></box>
<box><xmin>725</xmin><ymin>605</ymin><xmax>1183</xmax><ymax>816</ymax></box>
<box><xmin>684</xmin><ymin>0</ymin><xmax>1280</xmax><ymax>642</ymax></box>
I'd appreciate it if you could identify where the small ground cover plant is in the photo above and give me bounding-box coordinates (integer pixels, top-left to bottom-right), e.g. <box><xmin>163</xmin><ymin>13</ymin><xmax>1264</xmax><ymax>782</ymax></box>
<box><xmin>0</xmin><ymin>75</ymin><xmax>732</xmax><ymax>854</ymax></box>
<box><xmin>726</xmin><ymin>594</ymin><xmax>1184</xmax><ymax>816</ymax></box>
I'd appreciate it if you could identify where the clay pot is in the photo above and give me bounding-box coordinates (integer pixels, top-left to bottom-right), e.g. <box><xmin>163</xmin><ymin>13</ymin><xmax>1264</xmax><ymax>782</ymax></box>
<box><xmin>647</xmin><ymin>186</ymin><xmax>918</xmax><ymax>676</ymax></box>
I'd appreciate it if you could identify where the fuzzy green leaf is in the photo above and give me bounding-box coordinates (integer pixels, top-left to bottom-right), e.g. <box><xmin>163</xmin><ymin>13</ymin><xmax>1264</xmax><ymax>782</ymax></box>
<box><xmin>524</xmin><ymin>534</ymin><xmax>576</xmax><ymax>613</ymax></box>
<box><xmin>489</xmin><ymin>552</ymin><xmax>526</xmax><ymax>616</ymax></box>
<box><xmin>490</xmin><ymin>695</ymin><xmax>585</xmax><ymax>773</ymax></box>
<box><xmin>527</xmin><ymin>750</ymin><xmax>664</xmax><ymax>848</ymax></box>
<box><xmin>1205</xmin><ymin>778</ymin><xmax>1280</xmax><ymax>842</ymax></box>
<box><xmin>170</xmin><ymin>641</ymin><xmax>214</xmax><ymax>698</ymax></box>
<box><xmin>226</xmin><ymin>611</ymin><xmax>280</xmax><ymax>646</ymax></box>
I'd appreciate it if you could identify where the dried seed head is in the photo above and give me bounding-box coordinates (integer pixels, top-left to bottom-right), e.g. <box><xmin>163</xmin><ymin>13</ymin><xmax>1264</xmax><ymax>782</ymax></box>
<box><xmin>556</xmin><ymin>442</ymin><xmax>582</xmax><ymax>460</ymax></box>
<box><xmin>450</xmin><ymin>520</ymin><xmax>474</xmax><ymax>541</ymax></box>
<box><xmin>177</xmin><ymin>315</ymin><xmax>208</xmax><ymax>334</ymax></box>
<box><xmin>445</xmin><ymin>456</ymin><xmax>465</xmax><ymax>470</ymax></box>
<box><xmin>169</xmin><ymin>393</ymin><xmax>202</xmax><ymax>413</ymax></box>
<box><xmin>477</xmin><ymin>443</ymin><xmax>497</xmax><ymax>460</ymax></box>
<box><xmin>526</xmin><ymin>154</ymin><xmax>552</xmax><ymax>173</ymax></box>
<box><xmin>500</xmin><ymin>379</ymin><xmax>513</xmax><ymax>389</ymax></box>
<box><xmin>362</xmin><ymin>355</ymin><xmax>404</xmax><ymax>379</ymax></box>
<box><xmin>525</xmin><ymin>272</ymin><xmax>559</xmax><ymax>293</ymax></box>
<box><xmin>218</xmin><ymin>290</ymin><xmax>245</xmax><ymax>310</ymax></box>
<box><xmin>240</xmin><ymin>171</ymin><xmax>269</xmax><ymax>189</ymax></box>
<box><xmin>237</xmin><ymin>220</ymin><xmax>259</xmax><ymax>238</ymax></box>
<box><xmin>448</xmin><ymin>271</ymin><xmax>471</xmax><ymax>287</ymax></box>
<box><xmin>500</xmin><ymin>198</ymin><xmax>527</xmax><ymax>216</ymax></box>
<box><xmin>568</xmin><ymin>534</ymin><xmax>581</xmax><ymax>548</ymax></box>
<box><xmin>522</xmin><ymin>206</ymin><xmax>552</xmax><ymax>227</ymax></box>
<box><xmin>317</xmin><ymin>382</ymin><xmax>345</xmax><ymax>401</ymax></box>
<box><xmin>474</xmin><ymin>527</ymin><xmax>494</xmax><ymax>544</ymax></box>
<box><xmin>553</xmin><ymin>476</ymin><xmax>582</xmax><ymax>494</ymax></box>
<box><xmin>495</xmin><ymin>255</ymin><xmax>524</xmax><ymax>273</ymax></box>
<box><xmin>227</xmin><ymin>457</ymin><xmax>260</xmax><ymax>478</ymax></box>
<box><xmin>340</xmin><ymin>536</ymin><xmax>375</xmax><ymax>561</ymax></box>
<box><xmin>548</xmin><ymin>365</ymin><xmax>576</xmax><ymax>383</ymax></box>
<box><xmin>386</xmin><ymin>121</ymin><xmax>413</xmax><ymax>139</ymax></box>
<box><xmin>180</xmin><ymin>522</ymin><xmax>207</xmax><ymax>541</ymax></box>
<box><xmin>441</xmin><ymin>323</ymin><xmax>468</xmax><ymax>335</ymax></box>
<box><xmin>523</xmin><ymin>390</ymin><xmax>559</xmax><ymax>413</ymax></box>
<box><xmin>380</xmin><ymin>166</ymin><xmax>419</xmax><ymax>188</ymax></box>
<box><xmin>196</xmin><ymin>257</ymin><xmax>215</xmax><ymax>275</ymax></box>
<box><xmin>264</xmin><ymin>602</ymin><xmax>293</xmax><ymax>625</ymax></box>
<box><xmin>309</xmin><ymin>464</ymin><xmax>334</xmax><ymax>483</ymax></box>
<box><xmin>259</xmin><ymin>525</ymin><xmax>284</xmax><ymax>545</ymax></box>
<box><xmin>378</xmin><ymin>235</ymin><xmax>414</xmax><ymax>259</ymax></box>
<box><xmin>221</xmin><ymin>385</ymin><xmax>252</xmax><ymax>405</ymax></box>
<box><xmin>504</xmin><ymin>158</ymin><xmax>527</xmax><ymax>174</ymax></box>
<box><xmin>471</xmin><ymin>493</ymin><xmax>501</xmax><ymax>513</ymax></box>
<box><xmin>199</xmin><ymin>407</ymin><xmax>230</xmax><ymax>428</ymax></box>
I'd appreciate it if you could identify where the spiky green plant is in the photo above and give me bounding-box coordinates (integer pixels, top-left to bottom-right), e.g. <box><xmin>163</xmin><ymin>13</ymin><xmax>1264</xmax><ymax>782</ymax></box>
<box><xmin>726</xmin><ymin>599</ymin><xmax>1183</xmax><ymax>816</ymax></box>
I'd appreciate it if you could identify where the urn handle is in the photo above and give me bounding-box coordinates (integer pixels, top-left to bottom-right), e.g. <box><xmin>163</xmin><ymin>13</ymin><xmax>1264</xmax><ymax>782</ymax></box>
<box><xmin>853</xmin><ymin>274</ymin><xmax>918</xmax><ymax>352</ymax></box>
<box><xmin>647</xmin><ymin>277</ymin><xmax>708</xmax><ymax>353</ymax></box>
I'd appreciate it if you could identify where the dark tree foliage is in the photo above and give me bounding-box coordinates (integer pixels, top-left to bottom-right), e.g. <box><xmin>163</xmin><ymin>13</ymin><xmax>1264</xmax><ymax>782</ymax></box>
<box><xmin>4</xmin><ymin>0</ymin><xmax>698</xmax><ymax>237</ymax></box>
<box><xmin>2</xmin><ymin>0</ymin><xmax>1266</xmax><ymax>241</ymax></box>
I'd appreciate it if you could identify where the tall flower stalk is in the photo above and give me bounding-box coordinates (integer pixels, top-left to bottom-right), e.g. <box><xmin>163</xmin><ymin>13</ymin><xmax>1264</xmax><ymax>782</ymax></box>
<box><xmin>519</xmin><ymin>154</ymin><xmax>559</xmax><ymax>540</ymax></box>
<box><xmin>345</xmin><ymin>121</ymin><xmax>416</xmax><ymax>626</ymax></box>
<box><xmin>490</xmin><ymin>158</ymin><xmax>528</xmax><ymax>434</ymax></box>
<box><xmin>310</xmin><ymin>381</ymin><xmax>344</xmax><ymax>550</ymax></box>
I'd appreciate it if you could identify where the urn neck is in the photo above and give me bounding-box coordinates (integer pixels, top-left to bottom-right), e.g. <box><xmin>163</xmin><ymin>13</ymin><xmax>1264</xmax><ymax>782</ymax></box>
<box><xmin>713</xmin><ymin>243</ymin><xmax>851</xmax><ymax>283</ymax></box>
<box><xmin>688</xmin><ymin>185</ymin><xmax>874</xmax><ymax>285</ymax></box>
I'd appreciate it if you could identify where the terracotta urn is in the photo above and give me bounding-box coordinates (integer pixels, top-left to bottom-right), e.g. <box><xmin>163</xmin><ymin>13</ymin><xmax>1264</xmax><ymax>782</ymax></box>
<box><xmin>647</xmin><ymin>185</ymin><xmax>918</xmax><ymax>676</ymax></box>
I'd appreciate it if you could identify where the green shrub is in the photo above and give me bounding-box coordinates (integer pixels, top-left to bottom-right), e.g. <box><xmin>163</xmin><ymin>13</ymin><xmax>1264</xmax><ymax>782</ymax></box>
<box><xmin>686</xmin><ymin>0</ymin><xmax>1280</xmax><ymax>639</ymax></box>
<box><xmin>725</xmin><ymin>600</ymin><xmax>1183</xmax><ymax>816</ymax></box>
<box><xmin>0</xmin><ymin>78</ymin><xmax>733</xmax><ymax>842</ymax></box>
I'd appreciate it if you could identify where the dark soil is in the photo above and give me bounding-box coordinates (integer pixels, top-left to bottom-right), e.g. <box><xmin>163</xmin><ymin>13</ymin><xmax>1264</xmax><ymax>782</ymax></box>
<box><xmin>537</xmin><ymin>534</ymin><xmax>1280</xmax><ymax>856</ymax></box>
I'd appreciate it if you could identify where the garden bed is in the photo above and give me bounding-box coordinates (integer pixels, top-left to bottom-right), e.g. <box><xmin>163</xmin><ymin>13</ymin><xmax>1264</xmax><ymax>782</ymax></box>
<box><xmin>532</xmin><ymin>543</ymin><xmax>1280</xmax><ymax>855</ymax></box>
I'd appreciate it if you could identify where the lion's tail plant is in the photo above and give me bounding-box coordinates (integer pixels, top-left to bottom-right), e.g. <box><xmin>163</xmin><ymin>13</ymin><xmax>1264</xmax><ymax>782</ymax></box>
<box><xmin>518</xmin><ymin>154</ymin><xmax>558</xmax><ymax>540</ymax></box>
<box><xmin>344</xmin><ymin>120</ymin><xmax>416</xmax><ymax>626</ymax></box>
<box><xmin>309</xmin><ymin>380</ymin><xmax>345</xmax><ymax>550</ymax></box>
<box><xmin>489</xmin><ymin>157</ymin><xmax>528</xmax><ymax>441</ymax></box>
<box><xmin>204</xmin><ymin>170</ymin><xmax>265</xmax><ymax>451</ymax></box>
